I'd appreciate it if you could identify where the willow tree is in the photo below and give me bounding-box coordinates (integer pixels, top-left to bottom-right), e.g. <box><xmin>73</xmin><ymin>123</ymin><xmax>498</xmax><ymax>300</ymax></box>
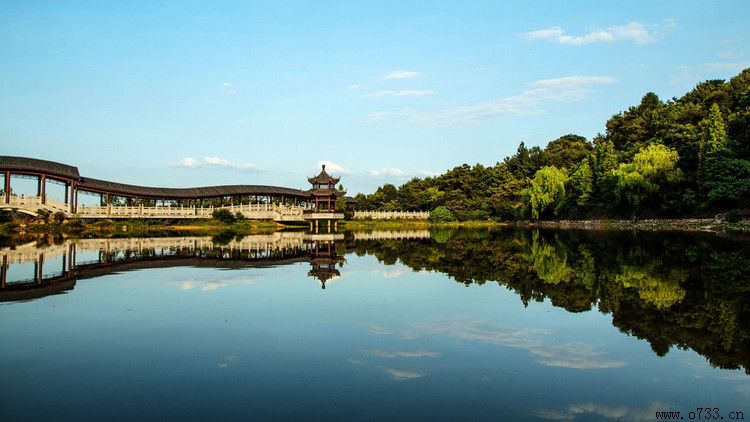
<box><xmin>525</xmin><ymin>166</ymin><xmax>568</xmax><ymax>220</ymax></box>
<box><xmin>614</xmin><ymin>143</ymin><xmax>682</xmax><ymax>216</ymax></box>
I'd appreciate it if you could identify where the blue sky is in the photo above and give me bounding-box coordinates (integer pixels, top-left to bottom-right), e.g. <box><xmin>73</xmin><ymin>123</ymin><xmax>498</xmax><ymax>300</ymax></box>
<box><xmin>1</xmin><ymin>1</ymin><xmax>749</xmax><ymax>194</ymax></box>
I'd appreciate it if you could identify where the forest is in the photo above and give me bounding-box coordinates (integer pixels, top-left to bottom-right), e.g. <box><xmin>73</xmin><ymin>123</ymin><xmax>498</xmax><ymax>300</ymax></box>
<box><xmin>353</xmin><ymin>69</ymin><xmax>750</xmax><ymax>220</ymax></box>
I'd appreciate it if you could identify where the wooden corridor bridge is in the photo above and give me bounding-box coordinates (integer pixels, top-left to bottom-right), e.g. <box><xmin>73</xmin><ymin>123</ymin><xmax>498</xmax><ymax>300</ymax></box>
<box><xmin>0</xmin><ymin>156</ymin><xmax>428</xmax><ymax>223</ymax></box>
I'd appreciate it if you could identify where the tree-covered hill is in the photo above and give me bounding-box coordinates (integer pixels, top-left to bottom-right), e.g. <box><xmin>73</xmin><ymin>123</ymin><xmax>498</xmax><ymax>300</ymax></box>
<box><xmin>355</xmin><ymin>69</ymin><xmax>750</xmax><ymax>220</ymax></box>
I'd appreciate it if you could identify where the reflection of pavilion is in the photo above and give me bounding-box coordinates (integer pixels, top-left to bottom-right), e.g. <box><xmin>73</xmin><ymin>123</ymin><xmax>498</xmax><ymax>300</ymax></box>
<box><xmin>0</xmin><ymin>235</ymin><xmax>346</xmax><ymax>301</ymax></box>
<box><xmin>307</xmin><ymin>240</ymin><xmax>346</xmax><ymax>289</ymax></box>
<box><xmin>1</xmin><ymin>230</ymin><xmax>429</xmax><ymax>301</ymax></box>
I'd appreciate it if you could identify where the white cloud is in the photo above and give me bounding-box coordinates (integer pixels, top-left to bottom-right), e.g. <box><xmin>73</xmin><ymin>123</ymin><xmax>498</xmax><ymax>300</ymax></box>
<box><xmin>365</xmin><ymin>89</ymin><xmax>437</xmax><ymax>98</ymax></box>
<box><xmin>317</xmin><ymin>160</ymin><xmax>350</xmax><ymax>175</ymax></box>
<box><xmin>369</xmin><ymin>167</ymin><xmax>407</xmax><ymax>177</ymax></box>
<box><xmin>169</xmin><ymin>156</ymin><xmax>262</xmax><ymax>171</ymax></box>
<box><xmin>204</xmin><ymin>156</ymin><xmax>262</xmax><ymax>171</ymax></box>
<box><xmin>525</xmin><ymin>22</ymin><xmax>661</xmax><ymax>45</ymax></box>
<box><xmin>703</xmin><ymin>61</ymin><xmax>750</xmax><ymax>72</ymax></box>
<box><xmin>383</xmin><ymin>69</ymin><xmax>422</xmax><ymax>80</ymax></box>
<box><xmin>417</xmin><ymin>169</ymin><xmax>438</xmax><ymax>177</ymax></box>
<box><xmin>524</xmin><ymin>76</ymin><xmax>617</xmax><ymax>101</ymax></box>
<box><xmin>719</xmin><ymin>48</ymin><xmax>743</xmax><ymax>59</ymax></box>
<box><xmin>369</xmin><ymin>76</ymin><xmax>614</xmax><ymax>124</ymax></box>
<box><xmin>169</xmin><ymin>157</ymin><xmax>200</xmax><ymax>168</ymax></box>
<box><xmin>347</xmin><ymin>83</ymin><xmax>364</xmax><ymax>90</ymax></box>
<box><xmin>221</xmin><ymin>81</ymin><xmax>238</xmax><ymax>95</ymax></box>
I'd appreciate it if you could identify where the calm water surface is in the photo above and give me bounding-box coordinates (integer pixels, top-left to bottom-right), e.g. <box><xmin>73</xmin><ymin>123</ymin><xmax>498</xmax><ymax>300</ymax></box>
<box><xmin>1</xmin><ymin>229</ymin><xmax>749</xmax><ymax>421</ymax></box>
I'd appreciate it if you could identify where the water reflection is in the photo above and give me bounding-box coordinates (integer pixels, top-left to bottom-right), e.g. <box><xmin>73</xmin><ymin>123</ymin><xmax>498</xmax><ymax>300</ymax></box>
<box><xmin>2</xmin><ymin>227</ymin><xmax>749</xmax><ymax>377</ymax></box>
<box><xmin>352</xmin><ymin>229</ymin><xmax>750</xmax><ymax>375</ymax></box>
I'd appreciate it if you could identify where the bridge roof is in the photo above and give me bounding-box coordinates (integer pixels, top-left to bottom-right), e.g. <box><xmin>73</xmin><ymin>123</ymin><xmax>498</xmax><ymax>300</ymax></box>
<box><xmin>0</xmin><ymin>156</ymin><xmax>80</xmax><ymax>180</ymax></box>
<box><xmin>78</xmin><ymin>177</ymin><xmax>309</xmax><ymax>199</ymax></box>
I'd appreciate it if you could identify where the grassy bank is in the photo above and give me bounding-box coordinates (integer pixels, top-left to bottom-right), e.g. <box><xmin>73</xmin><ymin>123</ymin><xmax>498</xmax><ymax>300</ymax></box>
<box><xmin>16</xmin><ymin>218</ymin><xmax>282</xmax><ymax>238</ymax></box>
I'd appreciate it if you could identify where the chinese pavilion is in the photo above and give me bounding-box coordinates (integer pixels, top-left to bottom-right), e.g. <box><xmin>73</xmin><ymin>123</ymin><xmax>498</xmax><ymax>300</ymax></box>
<box><xmin>307</xmin><ymin>164</ymin><xmax>345</xmax><ymax>212</ymax></box>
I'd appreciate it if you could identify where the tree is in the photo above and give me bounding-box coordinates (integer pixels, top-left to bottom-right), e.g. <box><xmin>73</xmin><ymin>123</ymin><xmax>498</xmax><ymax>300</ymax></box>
<box><xmin>429</xmin><ymin>206</ymin><xmax>454</xmax><ymax>223</ymax></box>
<box><xmin>704</xmin><ymin>156</ymin><xmax>750</xmax><ymax>206</ymax></box>
<box><xmin>525</xmin><ymin>166</ymin><xmax>568</xmax><ymax>220</ymax></box>
<box><xmin>568</xmin><ymin>157</ymin><xmax>594</xmax><ymax>208</ymax></box>
<box><xmin>614</xmin><ymin>144</ymin><xmax>682</xmax><ymax>216</ymax></box>
<box><xmin>540</xmin><ymin>134</ymin><xmax>592</xmax><ymax>170</ymax></box>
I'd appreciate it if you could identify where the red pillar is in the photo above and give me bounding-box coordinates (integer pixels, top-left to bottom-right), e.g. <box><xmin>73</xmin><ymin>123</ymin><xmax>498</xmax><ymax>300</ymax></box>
<box><xmin>1</xmin><ymin>255</ymin><xmax>7</xmax><ymax>288</ymax></box>
<box><xmin>64</xmin><ymin>182</ymin><xmax>69</xmax><ymax>205</ymax></box>
<box><xmin>5</xmin><ymin>171</ymin><xmax>11</xmax><ymax>203</ymax></box>
<box><xmin>40</xmin><ymin>175</ymin><xmax>46</xmax><ymax>204</ymax></box>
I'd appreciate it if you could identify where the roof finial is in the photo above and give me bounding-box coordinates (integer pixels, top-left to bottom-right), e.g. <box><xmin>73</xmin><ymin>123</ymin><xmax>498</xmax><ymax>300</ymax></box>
<box><xmin>322</xmin><ymin>164</ymin><xmax>326</xmax><ymax>171</ymax></box>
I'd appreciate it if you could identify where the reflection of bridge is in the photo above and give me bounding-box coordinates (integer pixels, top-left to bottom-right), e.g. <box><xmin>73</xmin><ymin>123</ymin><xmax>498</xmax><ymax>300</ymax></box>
<box><xmin>0</xmin><ymin>156</ymin><xmax>347</xmax><ymax>223</ymax></box>
<box><xmin>0</xmin><ymin>230</ymin><xmax>432</xmax><ymax>300</ymax></box>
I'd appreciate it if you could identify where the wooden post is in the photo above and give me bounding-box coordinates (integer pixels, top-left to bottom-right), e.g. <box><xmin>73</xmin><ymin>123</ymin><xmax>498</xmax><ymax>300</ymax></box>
<box><xmin>64</xmin><ymin>182</ymin><xmax>69</xmax><ymax>205</ymax></box>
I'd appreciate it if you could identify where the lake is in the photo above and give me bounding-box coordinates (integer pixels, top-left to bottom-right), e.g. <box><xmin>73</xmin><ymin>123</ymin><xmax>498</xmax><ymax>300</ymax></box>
<box><xmin>1</xmin><ymin>228</ymin><xmax>748</xmax><ymax>421</ymax></box>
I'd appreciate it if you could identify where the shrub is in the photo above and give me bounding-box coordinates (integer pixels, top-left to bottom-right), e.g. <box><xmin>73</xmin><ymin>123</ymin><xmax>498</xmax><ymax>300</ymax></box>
<box><xmin>429</xmin><ymin>206</ymin><xmax>455</xmax><ymax>223</ymax></box>
<box><xmin>235</xmin><ymin>211</ymin><xmax>245</xmax><ymax>220</ymax></box>
<box><xmin>37</xmin><ymin>209</ymin><xmax>52</xmax><ymax>223</ymax></box>
<box><xmin>212</xmin><ymin>209</ymin><xmax>236</xmax><ymax>223</ymax></box>
<box><xmin>52</xmin><ymin>211</ymin><xmax>66</xmax><ymax>224</ymax></box>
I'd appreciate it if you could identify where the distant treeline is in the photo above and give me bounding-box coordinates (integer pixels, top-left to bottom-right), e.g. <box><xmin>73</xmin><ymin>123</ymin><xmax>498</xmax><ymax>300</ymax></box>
<box><xmin>354</xmin><ymin>69</ymin><xmax>750</xmax><ymax>220</ymax></box>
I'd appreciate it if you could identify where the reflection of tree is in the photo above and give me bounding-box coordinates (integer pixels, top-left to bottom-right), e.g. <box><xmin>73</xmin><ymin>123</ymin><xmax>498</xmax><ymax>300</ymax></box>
<box><xmin>350</xmin><ymin>228</ymin><xmax>750</xmax><ymax>373</ymax></box>
<box><xmin>616</xmin><ymin>264</ymin><xmax>686</xmax><ymax>309</ymax></box>
<box><xmin>527</xmin><ymin>231</ymin><xmax>572</xmax><ymax>284</ymax></box>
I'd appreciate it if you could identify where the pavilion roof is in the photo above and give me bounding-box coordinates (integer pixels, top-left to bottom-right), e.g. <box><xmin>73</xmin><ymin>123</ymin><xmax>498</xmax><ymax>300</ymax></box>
<box><xmin>307</xmin><ymin>164</ymin><xmax>340</xmax><ymax>185</ymax></box>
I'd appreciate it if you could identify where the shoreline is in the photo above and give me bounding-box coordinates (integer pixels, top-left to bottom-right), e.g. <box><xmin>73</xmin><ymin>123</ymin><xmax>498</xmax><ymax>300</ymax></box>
<box><xmin>3</xmin><ymin>217</ymin><xmax>749</xmax><ymax>241</ymax></box>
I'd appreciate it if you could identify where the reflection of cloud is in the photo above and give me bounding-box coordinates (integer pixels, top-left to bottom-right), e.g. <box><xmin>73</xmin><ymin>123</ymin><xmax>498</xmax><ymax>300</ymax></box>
<box><xmin>737</xmin><ymin>384</ymin><xmax>750</xmax><ymax>401</ymax></box>
<box><xmin>404</xmin><ymin>320</ymin><xmax>624</xmax><ymax>369</ymax></box>
<box><xmin>371</xmin><ymin>268</ymin><xmax>406</xmax><ymax>279</ymax></box>
<box><xmin>218</xmin><ymin>355</ymin><xmax>237</xmax><ymax>369</ymax></box>
<box><xmin>348</xmin><ymin>359</ymin><xmax>426</xmax><ymax>381</ymax></box>
<box><xmin>384</xmin><ymin>368</ymin><xmax>426</xmax><ymax>380</ymax></box>
<box><xmin>370</xmin><ymin>350</ymin><xmax>439</xmax><ymax>358</ymax></box>
<box><xmin>536</xmin><ymin>402</ymin><xmax>673</xmax><ymax>421</ymax></box>
<box><xmin>169</xmin><ymin>274</ymin><xmax>263</xmax><ymax>292</ymax></box>
<box><xmin>363</xmin><ymin>324</ymin><xmax>395</xmax><ymax>336</ymax></box>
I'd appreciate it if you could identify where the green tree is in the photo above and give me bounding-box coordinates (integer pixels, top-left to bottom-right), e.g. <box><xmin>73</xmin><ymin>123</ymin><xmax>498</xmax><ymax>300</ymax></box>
<box><xmin>540</xmin><ymin>134</ymin><xmax>592</xmax><ymax>170</ymax></box>
<box><xmin>429</xmin><ymin>206</ymin><xmax>455</xmax><ymax>223</ymax></box>
<box><xmin>614</xmin><ymin>144</ymin><xmax>682</xmax><ymax>216</ymax></box>
<box><xmin>569</xmin><ymin>157</ymin><xmax>594</xmax><ymax>207</ymax></box>
<box><xmin>525</xmin><ymin>166</ymin><xmax>568</xmax><ymax>220</ymax></box>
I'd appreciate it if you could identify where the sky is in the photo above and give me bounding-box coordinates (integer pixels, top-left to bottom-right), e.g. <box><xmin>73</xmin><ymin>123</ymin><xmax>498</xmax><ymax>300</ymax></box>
<box><xmin>1</xmin><ymin>1</ymin><xmax>749</xmax><ymax>194</ymax></box>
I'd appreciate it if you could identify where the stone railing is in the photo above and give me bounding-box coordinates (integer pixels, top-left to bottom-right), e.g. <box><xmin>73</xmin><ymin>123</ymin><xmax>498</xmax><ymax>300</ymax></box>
<box><xmin>353</xmin><ymin>210</ymin><xmax>430</xmax><ymax>220</ymax></box>
<box><xmin>2</xmin><ymin>195</ymin><xmax>69</xmax><ymax>214</ymax></box>
<box><xmin>76</xmin><ymin>203</ymin><xmax>307</xmax><ymax>221</ymax></box>
<box><xmin>2</xmin><ymin>195</ymin><xmax>309</xmax><ymax>221</ymax></box>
